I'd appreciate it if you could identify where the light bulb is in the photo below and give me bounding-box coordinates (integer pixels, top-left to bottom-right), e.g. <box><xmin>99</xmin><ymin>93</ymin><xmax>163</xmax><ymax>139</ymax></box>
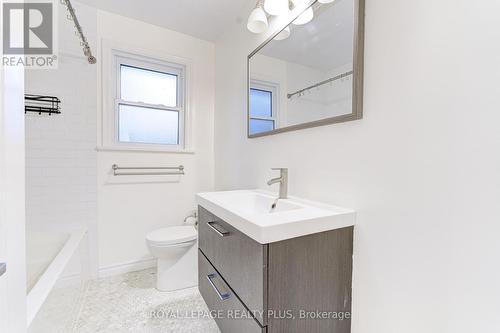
<box><xmin>264</xmin><ymin>0</ymin><xmax>289</xmax><ymax>16</ymax></box>
<box><xmin>274</xmin><ymin>26</ymin><xmax>290</xmax><ymax>40</ymax></box>
<box><xmin>318</xmin><ymin>0</ymin><xmax>335</xmax><ymax>3</ymax></box>
<box><xmin>293</xmin><ymin>7</ymin><xmax>313</xmax><ymax>25</ymax></box>
<box><xmin>247</xmin><ymin>6</ymin><xmax>268</xmax><ymax>33</ymax></box>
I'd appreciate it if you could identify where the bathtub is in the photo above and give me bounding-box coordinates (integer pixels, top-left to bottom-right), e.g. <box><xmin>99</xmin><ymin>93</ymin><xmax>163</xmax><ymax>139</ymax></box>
<box><xmin>26</xmin><ymin>227</ymin><xmax>87</xmax><ymax>326</ymax></box>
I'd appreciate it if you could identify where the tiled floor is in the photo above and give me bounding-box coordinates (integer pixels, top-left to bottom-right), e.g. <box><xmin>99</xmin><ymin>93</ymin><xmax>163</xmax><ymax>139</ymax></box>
<box><xmin>29</xmin><ymin>269</ymin><xmax>220</xmax><ymax>333</ymax></box>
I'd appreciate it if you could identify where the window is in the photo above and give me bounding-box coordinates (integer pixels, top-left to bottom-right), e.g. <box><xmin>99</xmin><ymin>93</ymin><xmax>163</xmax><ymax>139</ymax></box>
<box><xmin>115</xmin><ymin>54</ymin><xmax>185</xmax><ymax>148</ymax></box>
<box><xmin>249</xmin><ymin>80</ymin><xmax>278</xmax><ymax>135</ymax></box>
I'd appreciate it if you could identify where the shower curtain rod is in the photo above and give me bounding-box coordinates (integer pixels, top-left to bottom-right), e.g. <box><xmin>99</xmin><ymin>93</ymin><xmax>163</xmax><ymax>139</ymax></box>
<box><xmin>287</xmin><ymin>70</ymin><xmax>353</xmax><ymax>99</ymax></box>
<box><xmin>61</xmin><ymin>0</ymin><xmax>96</xmax><ymax>64</ymax></box>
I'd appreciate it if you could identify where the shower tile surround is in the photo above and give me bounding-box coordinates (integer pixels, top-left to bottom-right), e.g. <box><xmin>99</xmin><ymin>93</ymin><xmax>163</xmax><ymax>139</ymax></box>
<box><xmin>29</xmin><ymin>269</ymin><xmax>219</xmax><ymax>333</ymax></box>
<box><xmin>25</xmin><ymin>56</ymin><xmax>97</xmax><ymax>230</ymax></box>
<box><xmin>25</xmin><ymin>1</ymin><xmax>99</xmax><ymax>280</ymax></box>
<box><xmin>25</xmin><ymin>55</ymin><xmax>98</xmax><ymax>280</ymax></box>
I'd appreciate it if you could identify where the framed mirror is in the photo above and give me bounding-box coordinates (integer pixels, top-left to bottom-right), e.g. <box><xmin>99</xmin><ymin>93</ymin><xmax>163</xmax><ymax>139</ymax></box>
<box><xmin>247</xmin><ymin>0</ymin><xmax>365</xmax><ymax>138</ymax></box>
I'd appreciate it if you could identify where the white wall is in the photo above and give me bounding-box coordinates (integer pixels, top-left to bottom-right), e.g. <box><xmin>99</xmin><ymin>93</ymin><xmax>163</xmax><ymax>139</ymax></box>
<box><xmin>96</xmin><ymin>11</ymin><xmax>215</xmax><ymax>273</ymax></box>
<box><xmin>214</xmin><ymin>1</ymin><xmax>500</xmax><ymax>332</ymax></box>
<box><xmin>25</xmin><ymin>2</ymin><xmax>98</xmax><ymax>278</ymax></box>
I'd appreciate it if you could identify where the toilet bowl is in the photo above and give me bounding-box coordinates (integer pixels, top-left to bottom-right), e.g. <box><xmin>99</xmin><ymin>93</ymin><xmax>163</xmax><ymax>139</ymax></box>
<box><xmin>146</xmin><ymin>225</ymin><xmax>198</xmax><ymax>291</ymax></box>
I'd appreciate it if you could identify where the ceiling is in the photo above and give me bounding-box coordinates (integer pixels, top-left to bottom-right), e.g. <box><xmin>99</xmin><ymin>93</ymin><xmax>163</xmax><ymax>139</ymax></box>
<box><xmin>260</xmin><ymin>0</ymin><xmax>354</xmax><ymax>71</ymax></box>
<box><xmin>77</xmin><ymin>0</ymin><xmax>253</xmax><ymax>41</ymax></box>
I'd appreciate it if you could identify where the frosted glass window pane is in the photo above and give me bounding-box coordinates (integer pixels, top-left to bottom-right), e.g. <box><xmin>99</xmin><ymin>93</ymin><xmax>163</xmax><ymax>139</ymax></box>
<box><xmin>249</xmin><ymin>119</ymin><xmax>274</xmax><ymax>135</ymax></box>
<box><xmin>118</xmin><ymin>104</ymin><xmax>179</xmax><ymax>145</ymax></box>
<box><xmin>250</xmin><ymin>88</ymin><xmax>272</xmax><ymax>117</ymax></box>
<box><xmin>120</xmin><ymin>65</ymin><xmax>177</xmax><ymax>107</ymax></box>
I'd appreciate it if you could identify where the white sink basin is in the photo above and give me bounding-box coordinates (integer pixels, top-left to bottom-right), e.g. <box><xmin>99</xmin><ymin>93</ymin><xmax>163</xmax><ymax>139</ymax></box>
<box><xmin>196</xmin><ymin>190</ymin><xmax>355</xmax><ymax>244</ymax></box>
<box><xmin>214</xmin><ymin>191</ymin><xmax>301</xmax><ymax>214</ymax></box>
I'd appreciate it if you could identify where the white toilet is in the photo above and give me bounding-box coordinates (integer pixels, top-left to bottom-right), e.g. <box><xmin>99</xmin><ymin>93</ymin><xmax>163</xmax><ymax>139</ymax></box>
<box><xmin>146</xmin><ymin>225</ymin><xmax>198</xmax><ymax>291</ymax></box>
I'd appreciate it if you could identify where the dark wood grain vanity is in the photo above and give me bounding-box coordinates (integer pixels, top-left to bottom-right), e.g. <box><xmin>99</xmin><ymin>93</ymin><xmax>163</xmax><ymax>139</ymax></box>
<box><xmin>198</xmin><ymin>205</ymin><xmax>354</xmax><ymax>333</ymax></box>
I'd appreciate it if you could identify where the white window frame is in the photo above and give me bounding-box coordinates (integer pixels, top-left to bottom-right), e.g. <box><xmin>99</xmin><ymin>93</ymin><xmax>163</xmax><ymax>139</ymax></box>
<box><xmin>114</xmin><ymin>54</ymin><xmax>185</xmax><ymax>149</ymax></box>
<box><xmin>249</xmin><ymin>79</ymin><xmax>279</xmax><ymax>133</ymax></box>
<box><xmin>99</xmin><ymin>42</ymin><xmax>193</xmax><ymax>153</ymax></box>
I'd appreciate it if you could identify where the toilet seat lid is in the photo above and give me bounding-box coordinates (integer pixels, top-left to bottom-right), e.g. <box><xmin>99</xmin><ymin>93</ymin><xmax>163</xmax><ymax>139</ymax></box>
<box><xmin>146</xmin><ymin>226</ymin><xmax>197</xmax><ymax>246</ymax></box>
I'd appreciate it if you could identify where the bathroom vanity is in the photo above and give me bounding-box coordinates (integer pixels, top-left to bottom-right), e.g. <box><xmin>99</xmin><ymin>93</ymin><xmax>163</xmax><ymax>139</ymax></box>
<box><xmin>196</xmin><ymin>190</ymin><xmax>355</xmax><ymax>333</ymax></box>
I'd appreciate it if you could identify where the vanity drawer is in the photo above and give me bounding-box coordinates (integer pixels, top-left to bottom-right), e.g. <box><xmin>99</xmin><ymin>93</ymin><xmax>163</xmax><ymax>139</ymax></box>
<box><xmin>198</xmin><ymin>250</ymin><xmax>266</xmax><ymax>333</ymax></box>
<box><xmin>198</xmin><ymin>206</ymin><xmax>268</xmax><ymax>326</ymax></box>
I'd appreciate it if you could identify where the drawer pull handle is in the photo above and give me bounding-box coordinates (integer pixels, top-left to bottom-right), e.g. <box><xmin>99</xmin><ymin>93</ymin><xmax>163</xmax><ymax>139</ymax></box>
<box><xmin>207</xmin><ymin>221</ymin><xmax>230</xmax><ymax>237</ymax></box>
<box><xmin>207</xmin><ymin>273</ymin><xmax>231</xmax><ymax>301</ymax></box>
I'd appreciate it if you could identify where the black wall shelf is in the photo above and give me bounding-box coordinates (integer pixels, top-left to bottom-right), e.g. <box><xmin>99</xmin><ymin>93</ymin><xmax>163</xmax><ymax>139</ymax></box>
<box><xmin>25</xmin><ymin>94</ymin><xmax>61</xmax><ymax>115</ymax></box>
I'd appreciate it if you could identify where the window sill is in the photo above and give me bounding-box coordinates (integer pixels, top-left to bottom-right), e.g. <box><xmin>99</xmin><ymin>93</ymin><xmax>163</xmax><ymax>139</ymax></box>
<box><xmin>96</xmin><ymin>146</ymin><xmax>195</xmax><ymax>154</ymax></box>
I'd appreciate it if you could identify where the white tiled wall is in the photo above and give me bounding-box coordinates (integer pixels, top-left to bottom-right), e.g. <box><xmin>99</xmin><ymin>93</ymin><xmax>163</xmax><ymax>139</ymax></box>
<box><xmin>24</xmin><ymin>2</ymin><xmax>99</xmax><ymax>278</ymax></box>
<box><xmin>25</xmin><ymin>56</ymin><xmax>97</xmax><ymax>231</ymax></box>
<box><xmin>25</xmin><ymin>0</ymin><xmax>98</xmax><ymax>234</ymax></box>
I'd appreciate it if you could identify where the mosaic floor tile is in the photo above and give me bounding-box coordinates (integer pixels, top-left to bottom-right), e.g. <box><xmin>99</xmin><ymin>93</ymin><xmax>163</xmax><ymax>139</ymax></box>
<box><xmin>30</xmin><ymin>268</ymin><xmax>220</xmax><ymax>333</ymax></box>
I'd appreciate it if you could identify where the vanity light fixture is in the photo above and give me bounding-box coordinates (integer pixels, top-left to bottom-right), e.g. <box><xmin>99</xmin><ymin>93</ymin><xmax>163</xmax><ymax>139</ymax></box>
<box><xmin>247</xmin><ymin>0</ymin><xmax>317</xmax><ymax>34</ymax></box>
<box><xmin>264</xmin><ymin>0</ymin><xmax>289</xmax><ymax>16</ymax></box>
<box><xmin>274</xmin><ymin>26</ymin><xmax>291</xmax><ymax>40</ymax></box>
<box><xmin>247</xmin><ymin>1</ymin><xmax>269</xmax><ymax>33</ymax></box>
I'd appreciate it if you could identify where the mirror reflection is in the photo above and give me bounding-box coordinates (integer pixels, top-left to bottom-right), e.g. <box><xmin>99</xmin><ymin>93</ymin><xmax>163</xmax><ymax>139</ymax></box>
<box><xmin>248</xmin><ymin>0</ymin><xmax>357</xmax><ymax>136</ymax></box>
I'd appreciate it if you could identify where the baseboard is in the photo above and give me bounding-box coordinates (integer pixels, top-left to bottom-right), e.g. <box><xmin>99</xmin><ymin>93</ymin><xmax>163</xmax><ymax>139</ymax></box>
<box><xmin>54</xmin><ymin>259</ymin><xmax>157</xmax><ymax>288</ymax></box>
<box><xmin>53</xmin><ymin>259</ymin><xmax>157</xmax><ymax>289</ymax></box>
<box><xmin>54</xmin><ymin>273</ymin><xmax>83</xmax><ymax>289</ymax></box>
<box><xmin>98</xmin><ymin>258</ymin><xmax>156</xmax><ymax>278</ymax></box>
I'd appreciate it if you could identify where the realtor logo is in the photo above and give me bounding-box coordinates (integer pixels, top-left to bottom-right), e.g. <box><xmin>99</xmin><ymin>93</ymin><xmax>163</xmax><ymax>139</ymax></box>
<box><xmin>2</xmin><ymin>1</ymin><xmax>57</xmax><ymax>68</ymax></box>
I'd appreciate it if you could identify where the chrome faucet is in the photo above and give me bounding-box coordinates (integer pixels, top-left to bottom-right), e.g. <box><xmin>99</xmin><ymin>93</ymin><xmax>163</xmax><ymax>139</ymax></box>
<box><xmin>267</xmin><ymin>168</ymin><xmax>288</xmax><ymax>199</ymax></box>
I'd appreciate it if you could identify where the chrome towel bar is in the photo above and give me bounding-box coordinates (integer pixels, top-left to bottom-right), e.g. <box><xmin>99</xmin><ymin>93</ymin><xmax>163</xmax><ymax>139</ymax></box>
<box><xmin>112</xmin><ymin>164</ymin><xmax>185</xmax><ymax>176</ymax></box>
